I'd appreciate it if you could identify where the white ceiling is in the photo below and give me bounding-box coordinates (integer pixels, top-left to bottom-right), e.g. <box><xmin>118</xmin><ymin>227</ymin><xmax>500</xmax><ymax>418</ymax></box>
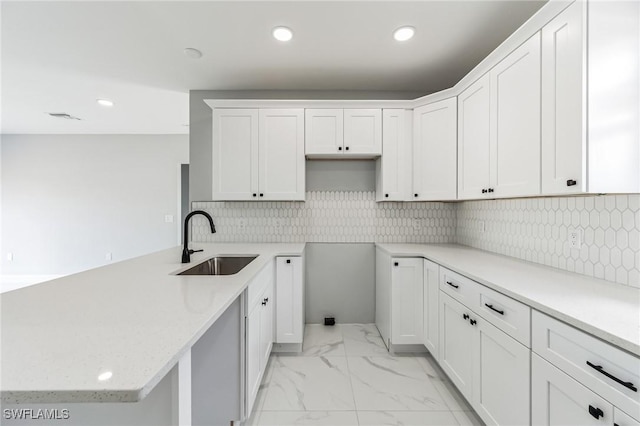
<box><xmin>1</xmin><ymin>0</ymin><xmax>546</xmax><ymax>135</ymax></box>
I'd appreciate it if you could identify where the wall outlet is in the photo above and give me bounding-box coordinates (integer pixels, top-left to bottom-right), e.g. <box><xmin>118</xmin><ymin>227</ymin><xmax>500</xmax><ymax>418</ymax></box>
<box><xmin>413</xmin><ymin>218</ymin><xmax>421</xmax><ymax>232</ymax></box>
<box><xmin>164</xmin><ymin>215</ymin><xmax>174</xmax><ymax>223</ymax></box>
<box><xmin>7</xmin><ymin>252</ymin><xmax>13</xmax><ymax>262</ymax></box>
<box><xmin>569</xmin><ymin>229</ymin><xmax>582</xmax><ymax>249</ymax></box>
<box><xmin>275</xmin><ymin>219</ymin><xmax>283</xmax><ymax>234</ymax></box>
<box><xmin>479</xmin><ymin>221</ymin><xmax>486</xmax><ymax>233</ymax></box>
<box><xmin>238</xmin><ymin>219</ymin><xmax>246</xmax><ymax>232</ymax></box>
<box><xmin>106</xmin><ymin>252</ymin><xmax>113</xmax><ymax>261</ymax></box>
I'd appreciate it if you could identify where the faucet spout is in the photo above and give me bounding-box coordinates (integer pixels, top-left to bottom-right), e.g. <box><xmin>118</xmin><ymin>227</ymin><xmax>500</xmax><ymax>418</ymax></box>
<box><xmin>182</xmin><ymin>210</ymin><xmax>216</xmax><ymax>263</ymax></box>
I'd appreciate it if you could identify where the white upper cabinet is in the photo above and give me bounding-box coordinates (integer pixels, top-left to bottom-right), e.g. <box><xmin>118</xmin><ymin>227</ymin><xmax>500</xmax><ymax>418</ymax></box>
<box><xmin>376</xmin><ymin>109</ymin><xmax>410</xmax><ymax>201</ymax></box>
<box><xmin>413</xmin><ymin>98</ymin><xmax>457</xmax><ymax>201</ymax></box>
<box><xmin>259</xmin><ymin>109</ymin><xmax>305</xmax><ymax>201</ymax></box>
<box><xmin>305</xmin><ymin>109</ymin><xmax>382</xmax><ymax>158</ymax></box>
<box><xmin>212</xmin><ymin>108</ymin><xmax>304</xmax><ymax>201</ymax></box>
<box><xmin>458</xmin><ymin>33</ymin><xmax>541</xmax><ymax>200</ymax></box>
<box><xmin>541</xmin><ymin>0</ymin><xmax>640</xmax><ymax>194</ymax></box>
<box><xmin>458</xmin><ymin>74</ymin><xmax>492</xmax><ymax>200</ymax></box>
<box><xmin>212</xmin><ymin>109</ymin><xmax>259</xmax><ymax>200</ymax></box>
<box><xmin>491</xmin><ymin>32</ymin><xmax>541</xmax><ymax>198</ymax></box>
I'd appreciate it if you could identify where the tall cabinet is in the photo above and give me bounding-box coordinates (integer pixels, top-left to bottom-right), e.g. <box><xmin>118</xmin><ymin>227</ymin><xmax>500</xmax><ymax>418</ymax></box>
<box><xmin>541</xmin><ymin>0</ymin><xmax>640</xmax><ymax>194</ymax></box>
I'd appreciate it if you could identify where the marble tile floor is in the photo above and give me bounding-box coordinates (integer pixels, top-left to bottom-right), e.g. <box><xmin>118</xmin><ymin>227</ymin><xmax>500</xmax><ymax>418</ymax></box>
<box><xmin>246</xmin><ymin>324</ymin><xmax>484</xmax><ymax>426</ymax></box>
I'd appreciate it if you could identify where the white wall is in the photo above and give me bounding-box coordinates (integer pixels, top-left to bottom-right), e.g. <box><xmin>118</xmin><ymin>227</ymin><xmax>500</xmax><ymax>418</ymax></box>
<box><xmin>0</xmin><ymin>134</ymin><xmax>188</xmax><ymax>289</ymax></box>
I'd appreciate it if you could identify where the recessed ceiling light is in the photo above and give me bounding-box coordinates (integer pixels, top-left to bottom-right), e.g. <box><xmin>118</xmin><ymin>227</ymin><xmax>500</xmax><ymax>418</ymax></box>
<box><xmin>272</xmin><ymin>26</ymin><xmax>293</xmax><ymax>42</ymax></box>
<box><xmin>183</xmin><ymin>48</ymin><xmax>203</xmax><ymax>59</ymax></box>
<box><xmin>97</xmin><ymin>99</ymin><xmax>114</xmax><ymax>107</ymax></box>
<box><xmin>393</xmin><ymin>26</ymin><xmax>415</xmax><ymax>42</ymax></box>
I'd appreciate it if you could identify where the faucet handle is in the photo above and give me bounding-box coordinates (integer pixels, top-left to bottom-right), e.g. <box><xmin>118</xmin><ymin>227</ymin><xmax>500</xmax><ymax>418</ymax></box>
<box><xmin>189</xmin><ymin>249</ymin><xmax>204</xmax><ymax>254</ymax></box>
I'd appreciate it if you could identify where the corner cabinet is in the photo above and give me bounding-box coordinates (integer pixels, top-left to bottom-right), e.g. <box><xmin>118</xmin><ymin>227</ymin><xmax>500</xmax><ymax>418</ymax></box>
<box><xmin>458</xmin><ymin>32</ymin><xmax>541</xmax><ymax>200</ymax></box>
<box><xmin>212</xmin><ymin>108</ymin><xmax>305</xmax><ymax>201</ymax></box>
<box><xmin>412</xmin><ymin>98</ymin><xmax>458</xmax><ymax>201</ymax></box>
<box><xmin>541</xmin><ymin>0</ymin><xmax>640</xmax><ymax>194</ymax></box>
<box><xmin>305</xmin><ymin>109</ymin><xmax>382</xmax><ymax>158</ymax></box>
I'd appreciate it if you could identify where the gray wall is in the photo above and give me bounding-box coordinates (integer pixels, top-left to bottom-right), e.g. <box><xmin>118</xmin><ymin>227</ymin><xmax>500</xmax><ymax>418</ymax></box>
<box><xmin>305</xmin><ymin>243</ymin><xmax>375</xmax><ymax>324</ymax></box>
<box><xmin>1</xmin><ymin>134</ymin><xmax>188</xmax><ymax>283</ymax></box>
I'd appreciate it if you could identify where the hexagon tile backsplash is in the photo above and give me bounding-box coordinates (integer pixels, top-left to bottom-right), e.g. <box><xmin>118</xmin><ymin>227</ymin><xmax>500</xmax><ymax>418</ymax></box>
<box><xmin>457</xmin><ymin>194</ymin><xmax>640</xmax><ymax>288</ymax></box>
<box><xmin>192</xmin><ymin>192</ymin><xmax>639</xmax><ymax>288</ymax></box>
<box><xmin>192</xmin><ymin>191</ymin><xmax>457</xmax><ymax>244</ymax></box>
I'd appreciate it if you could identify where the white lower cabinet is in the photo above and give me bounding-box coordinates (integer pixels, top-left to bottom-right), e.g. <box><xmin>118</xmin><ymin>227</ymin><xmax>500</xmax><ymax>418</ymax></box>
<box><xmin>616</xmin><ymin>408</ymin><xmax>640</xmax><ymax>426</ymax></box>
<box><xmin>275</xmin><ymin>256</ymin><xmax>304</xmax><ymax>345</ymax></box>
<box><xmin>391</xmin><ymin>258</ymin><xmax>424</xmax><ymax>345</ymax></box>
<box><xmin>439</xmin><ymin>292</ymin><xmax>530</xmax><ymax>426</ymax></box>
<box><xmin>532</xmin><ymin>353</ymin><xmax>613</xmax><ymax>426</ymax></box>
<box><xmin>245</xmin><ymin>262</ymin><xmax>275</xmax><ymax>417</ymax></box>
<box><xmin>423</xmin><ymin>259</ymin><xmax>439</xmax><ymax>360</ymax></box>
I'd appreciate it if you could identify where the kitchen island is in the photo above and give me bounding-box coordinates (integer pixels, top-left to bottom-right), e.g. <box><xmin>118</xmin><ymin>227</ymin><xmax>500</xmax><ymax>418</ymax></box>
<box><xmin>1</xmin><ymin>243</ymin><xmax>304</xmax><ymax>425</ymax></box>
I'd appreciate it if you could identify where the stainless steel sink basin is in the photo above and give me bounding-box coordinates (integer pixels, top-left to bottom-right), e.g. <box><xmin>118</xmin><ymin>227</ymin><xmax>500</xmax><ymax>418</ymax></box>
<box><xmin>177</xmin><ymin>256</ymin><xmax>258</xmax><ymax>276</ymax></box>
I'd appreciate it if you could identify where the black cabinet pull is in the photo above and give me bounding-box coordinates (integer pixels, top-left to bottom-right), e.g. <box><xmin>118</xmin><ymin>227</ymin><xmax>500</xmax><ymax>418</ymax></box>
<box><xmin>485</xmin><ymin>303</ymin><xmax>505</xmax><ymax>315</ymax></box>
<box><xmin>482</xmin><ymin>189</ymin><xmax>487</xmax><ymax>194</ymax></box>
<box><xmin>261</xmin><ymin>300</ymin><xmax>267</xmax><ymax>306</ymax></box>
<box><xmin>488</xmin><ymin>188</ymin><xmax>494</xmax><ymax>193</ymax></box>
<box><xmin>588</xmin><ymin>405</ymin><xmax>603</xmax><ymax>419</ymax></box>
<box><xmin>567</xmin><ymin>179</ymin><xmax>577</xmax><ymax>186</ymax></box>
<box><xmin>385</xmin><ymin>194</ymin><xmax>389</xmax><ymax>198</ymax></box>
<box><xmin>414</xmin><ymin>193</ymin><xmax>418</xmax><ymax>197</ymax></box>
<box><xmin>338</xmin><ymin>146</ymin><xmax>342</xmax><ymax>151</ymax></box>
<box><xmin>345</xmin><ymin>146</ymin><xmax>349</xmax><ymax>151</ymax></box>
<box><xmin>470</xmin><ymin>319</ymin><xmax>477</xmax><ymax>326</ymax></box>
<box><xmin>586</xmin><ymin>361</ymin><xmax>637</xmax><ymax>392</ymax></box>
<box><xmin>253</xmin><ymin>193</ymin><xmax>257</xmax><ymax>197</ymax></box>
<box><xmin>446</xmin><ymin>281</ymin><xmax>459</xmax><ymax>289</ymax></box>
<box><xmin>259</xmin><ymin>193</ymin><xmax>264</xmax><ymax>197</ymax></box>
<box><xmin>463</xmin><ymin>314</ymin><xmax>469</xmax><ymax>320</ymax></box>
<box><xmin>286</xmin><ymin>259</ymin><xmax>291</xmax><ymax>264</ymax></box>
<box><xmin>394</xmin><ymin>262</ymin><xmax>399</xmax><ymax>266</ymax></box>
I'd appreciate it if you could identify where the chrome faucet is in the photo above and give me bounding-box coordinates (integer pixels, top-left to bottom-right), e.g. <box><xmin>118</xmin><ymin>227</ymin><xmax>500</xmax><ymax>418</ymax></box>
<box><xmin>182</xmin><ymin>210</ymin><xmax>216</xmax><ymax>263</ymax></box>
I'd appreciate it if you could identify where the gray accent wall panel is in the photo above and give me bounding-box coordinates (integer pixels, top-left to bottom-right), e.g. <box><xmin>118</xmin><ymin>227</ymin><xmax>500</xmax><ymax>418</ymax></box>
<box><xmin>304</xmin><ymin>243</ymin><xmax>375</xmax><ymax>324</ymax></box>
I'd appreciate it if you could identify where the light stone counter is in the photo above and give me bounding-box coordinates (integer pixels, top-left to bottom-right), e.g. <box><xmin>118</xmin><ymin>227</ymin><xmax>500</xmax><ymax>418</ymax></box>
<box><xmin>377</xmin><ymin>243</ymin><xmax>640</xmax><ymax>357</ymax></box>
<box><xmin>0</xmin><ymin>243</ymin><xmax>304</xmax><ymax>404</ymax></box>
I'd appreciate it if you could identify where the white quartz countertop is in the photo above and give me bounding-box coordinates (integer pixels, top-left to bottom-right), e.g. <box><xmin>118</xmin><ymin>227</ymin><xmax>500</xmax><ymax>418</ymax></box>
<box><xmin>0</xmin><ymin>243</ymin><xmax>304</xmax><ymax>404</ymax></box>
<box><xmin>377</xmin><ymin>243</ymin><xmax>640</xmax><ymax>357</ymax></box>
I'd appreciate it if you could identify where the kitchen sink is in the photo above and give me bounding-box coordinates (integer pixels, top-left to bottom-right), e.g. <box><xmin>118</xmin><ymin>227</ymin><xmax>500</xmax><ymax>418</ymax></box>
<box><xmin>177</xmin><ymin>255</ymin><xmax>258</xmax><ymax>276</ymax></box>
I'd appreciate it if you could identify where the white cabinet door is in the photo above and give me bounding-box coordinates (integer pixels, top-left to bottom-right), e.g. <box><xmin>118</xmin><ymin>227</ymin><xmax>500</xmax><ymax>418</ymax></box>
<box><xmin>305</xmin><ymin>109</ymin><xmax>343</xmax><ymax>155</ymax></box>
<box><xmin>615</xmin><ymin>408</ymin><xmax>640</xmax><ymax>426</ymax></box>
<box><xmin>413</xmin><ymin>98</ymin><xmax>457</xmax><ymax>201</ymax></box>
<box><xmin>541</xmin><ymin>1</ymin><xmax>586</xmax><ymax>194</ymax></box>
<box><xmin>377</xmin><ymin>109</ymin><xmax>410</xmax><ymax>201</ymax></box>
<box><xmin>532</xmin><ymin>353</ymin><xmax>613</xmax><ymax>426</ymax></box>
<box><xmin>276</xmin><ymin>257</ymin><xmax>304</xmax><ymax>344</ymax></box>
<box><xmin>474</xmin><ymin>317</ymin><xmax>530</xmax><ymax>426</ymax></box>
<box><xmin>246</xmin><ymin>303</ymin><xmax>261</xmax><ymax>415</ymax></box>
<box><xmin>343</xmin><ymin>109</ymin><xmax>382</xmax><ymax>155</ymax></box>
<box><xmin>490</xmin><ymin>32</ymin><xmax>541</xmax><ymax>198</ymax></box>
<box><xmin>423</xmin><ymin>259</ymin><xmax>439</xmax><ymax>360</ymax></box>
<box><xmin>259</xmin><ymin>283</ymin><xmax>274</xmax><ymax>369</ymax></box>
<box><xmin>259</xmin><ymin>109</ymin><xmax>305</xmax><ymax>200</ymax></box>
<box><xmin>391</xmin><ymin>258</ymin><xmax>424</xmax><ymax>345</ymax></box>
<box><xmin>439</xmin><ymin>292</ymin><xmax>476</xmax><ymax>398</ymax></box>
<box><xmin>212</xmin><ymin>109</ymin><xmax>259</xmax><ymax>200</ymax></box>
<box><xmin>458</xmin><ymin>73</ymin><xmax>491</xmax><ymax>200</ymax></box>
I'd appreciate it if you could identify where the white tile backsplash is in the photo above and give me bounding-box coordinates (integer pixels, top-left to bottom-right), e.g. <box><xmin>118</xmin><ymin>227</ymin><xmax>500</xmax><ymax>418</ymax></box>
<box><xmin>192</xmin><ymin>192</ymin><xmax>639</xmax><ymax>288</ymax></box>
<box><xmin>456</xmin><ymin>194</ymin><xmax>640</xmax><ymax>288</ymax></box>
<box><xmin>192</xmin><ymin>191</ymin><xmax>456</xmax><ymax>244</ymax></box>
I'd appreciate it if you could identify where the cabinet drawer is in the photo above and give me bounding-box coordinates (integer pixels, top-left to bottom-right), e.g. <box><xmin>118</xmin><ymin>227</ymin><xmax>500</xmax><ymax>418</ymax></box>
<box><xmin>439</xmin><ymin>267</ymin><xmax>479</xmax><ymax>308</ymax></box>
<box><xmin>616</xmin><ymin>407</ymin><xmax>640</xmax><ymax>426</ymax></box>
<box><xmin>476</xmin><ymin>284</ymin><xmax>530</xmax><ymax>347</ymax></box>
<box><xmin>532</xmin><ymin>311</ymin><xmax>640</xmax><ymax>421</ymax></box>
<box><xmin>247</xmin><ymin>261</ymin><xmax>274</xmax><ymax>310</ymax></box>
